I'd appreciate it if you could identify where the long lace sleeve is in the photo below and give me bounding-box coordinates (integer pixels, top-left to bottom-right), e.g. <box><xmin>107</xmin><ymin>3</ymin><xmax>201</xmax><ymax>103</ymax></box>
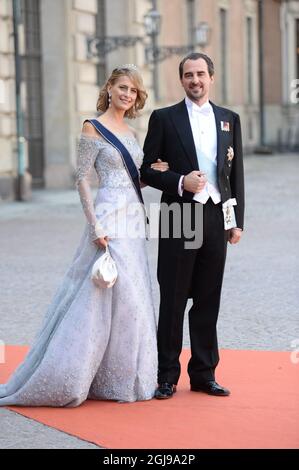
<box><xmin>75</xmin><ymin>135</ymin><xmax>105</xmax><ymax>241</ymax></box>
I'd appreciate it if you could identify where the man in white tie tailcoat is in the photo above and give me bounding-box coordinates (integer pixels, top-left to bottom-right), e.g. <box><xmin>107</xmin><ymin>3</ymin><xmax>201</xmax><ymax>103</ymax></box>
<box><xmin>141</xmin><ymin>53</ymin><xmax>245</xmax><ymax>399</ymax></box>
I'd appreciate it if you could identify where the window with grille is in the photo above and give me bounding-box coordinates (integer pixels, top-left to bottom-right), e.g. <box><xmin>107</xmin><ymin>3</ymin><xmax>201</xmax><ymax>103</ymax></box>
<box><xmin>246</xmin><ymin>16</ymin><xmax>253</xmax><ymax>105</ymax></box>
<box><xmin>21</xmin><ymin>0</ymin><xmax>44</xmax><ymax>187</ymax></box>
<box><xmin>220</xmin><ymin>8</ymin><xmax>228</xmax><ymax>104</ymax></box>
<box><xmin>96</xmin><ymin>0</ymin><xmax>107</xmax><ymax>87</ymax></box>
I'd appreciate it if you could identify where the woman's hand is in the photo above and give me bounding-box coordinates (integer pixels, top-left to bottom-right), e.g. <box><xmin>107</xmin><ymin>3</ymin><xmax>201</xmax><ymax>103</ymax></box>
<box><xmin>151</xmin><ymin>158</ymin><xmax>169</xmax><ymax>172</ymax></box>
<box><xmin>94</xmin><ymin>236</ymin><xmax>109</xmax><ymax>249</ymax></box>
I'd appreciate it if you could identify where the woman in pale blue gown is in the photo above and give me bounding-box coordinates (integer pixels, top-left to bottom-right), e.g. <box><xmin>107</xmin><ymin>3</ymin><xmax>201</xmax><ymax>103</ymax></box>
<box><xmin>0</xmin><ymin>65</ymin><xmax>167</xmax><ymax>407</ymax></box>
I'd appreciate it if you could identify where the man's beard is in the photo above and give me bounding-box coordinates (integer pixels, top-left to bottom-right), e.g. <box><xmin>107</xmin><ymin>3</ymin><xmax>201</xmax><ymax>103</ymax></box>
<box><xmin>186</xmin><ymin>86</ymin><xmax>205</xmax><ymax>102</ymax></box>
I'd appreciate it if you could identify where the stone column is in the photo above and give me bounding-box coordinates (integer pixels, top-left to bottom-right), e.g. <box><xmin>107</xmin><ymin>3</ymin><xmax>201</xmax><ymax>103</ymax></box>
<box><xmin>0</xmin><ymin>0</ymin><xmax>16</xmax><ymax>200</ymax></box>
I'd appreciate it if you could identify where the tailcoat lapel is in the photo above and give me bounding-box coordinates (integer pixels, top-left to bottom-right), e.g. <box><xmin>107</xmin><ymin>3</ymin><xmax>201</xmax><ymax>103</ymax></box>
<box><xmin>210</xmin><ymin>101</ymin><xmax>228</xmax><ymax>176</ymax></box>
<box><xmin>170</xmin><ymin>100</ymin><xmax>199</xmax><ymax>170</ymax></box>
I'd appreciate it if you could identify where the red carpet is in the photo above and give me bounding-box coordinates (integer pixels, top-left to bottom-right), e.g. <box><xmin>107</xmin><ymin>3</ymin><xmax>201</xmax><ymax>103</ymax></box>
<box><xmin>1</xmin><ymin>346</ymin><xmax>298</xmax><ymax>448</ymax></box>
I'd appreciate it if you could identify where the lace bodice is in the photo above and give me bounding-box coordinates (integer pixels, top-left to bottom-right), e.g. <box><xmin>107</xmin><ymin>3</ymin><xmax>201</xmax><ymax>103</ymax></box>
<box><xmin>75</xmin><ymin>133</ymin><xmax>143</xmax><ymax>240</ymax></box>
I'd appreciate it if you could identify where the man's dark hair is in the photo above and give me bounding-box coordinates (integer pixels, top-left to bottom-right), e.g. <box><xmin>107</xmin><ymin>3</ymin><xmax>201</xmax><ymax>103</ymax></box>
<box><xmin>179</xmin><ymin>52</ymin><xmax>215</xmax><ymax>79</ymax></box>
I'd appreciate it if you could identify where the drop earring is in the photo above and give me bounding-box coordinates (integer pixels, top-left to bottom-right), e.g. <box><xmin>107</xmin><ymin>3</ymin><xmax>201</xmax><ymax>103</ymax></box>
<box><xmin>108</xmin><ymin>92</ymin><xmax>112</xmax><ymax>107</ymax></box>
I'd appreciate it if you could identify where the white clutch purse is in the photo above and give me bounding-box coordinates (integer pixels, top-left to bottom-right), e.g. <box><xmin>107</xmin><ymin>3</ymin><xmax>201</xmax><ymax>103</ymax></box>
<box><xmin>91</xmin><ymin>246</ymin><xmax>118</xmax><ymax>288</ymax></box>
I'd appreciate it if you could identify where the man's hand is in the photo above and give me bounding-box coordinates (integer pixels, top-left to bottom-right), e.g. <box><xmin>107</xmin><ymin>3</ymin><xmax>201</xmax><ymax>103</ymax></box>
<box><xmin>183</xmin><ymin>171</ymin><xmax>207</xmax><ymax>194</ymax></box>
<box><xmin>228</xmin><ymin>228</ymin><xmax>242</xmax><ymax>244</ymax></box>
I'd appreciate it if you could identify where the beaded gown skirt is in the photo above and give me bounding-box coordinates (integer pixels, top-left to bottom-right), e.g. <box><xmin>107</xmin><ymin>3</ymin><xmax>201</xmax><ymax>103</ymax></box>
<box><xmin>0</xmin><ymin>133</ymin><xmax>158</xmax><ymax>407</ymax></box>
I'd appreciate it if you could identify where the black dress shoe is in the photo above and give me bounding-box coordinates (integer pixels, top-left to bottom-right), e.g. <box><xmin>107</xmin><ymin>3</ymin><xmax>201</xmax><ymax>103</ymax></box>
<box><xmin>155</xmin><ymin>383</ymin><xmax>177</xmax><ymax>399</ymax></box>
<box><xmin>190</xmin><ymin>380</ymin><xmax>230</xmax><ymax>396</ymax></box>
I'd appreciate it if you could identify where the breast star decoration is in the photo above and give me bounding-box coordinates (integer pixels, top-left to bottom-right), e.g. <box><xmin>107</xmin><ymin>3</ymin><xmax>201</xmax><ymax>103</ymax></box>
<box><xmin>227</xmin><ymin>146</ymin><xmax>234</xmax><ymax>161</ymax></box>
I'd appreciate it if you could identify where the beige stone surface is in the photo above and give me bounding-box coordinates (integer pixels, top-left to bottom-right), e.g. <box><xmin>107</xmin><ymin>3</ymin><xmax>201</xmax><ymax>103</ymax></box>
<box><xmin>0</xmin><ymin>0</ymin><xmax>298</xmax><ymax>199</ymax></box>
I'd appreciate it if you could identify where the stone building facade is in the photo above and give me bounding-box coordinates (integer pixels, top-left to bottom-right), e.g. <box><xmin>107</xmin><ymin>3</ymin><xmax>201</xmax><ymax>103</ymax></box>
<box><xmin>0</xmin><ymin>0</ymin><xmax>298</xmax><ymax>200</ymax></box>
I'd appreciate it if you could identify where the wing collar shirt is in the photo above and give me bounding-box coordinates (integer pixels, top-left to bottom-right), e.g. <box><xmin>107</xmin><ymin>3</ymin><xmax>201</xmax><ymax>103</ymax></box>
<box><xmin>178</xmin><ymin>97</ymin><xmax>221</xmax><ymax>204</ymax></box>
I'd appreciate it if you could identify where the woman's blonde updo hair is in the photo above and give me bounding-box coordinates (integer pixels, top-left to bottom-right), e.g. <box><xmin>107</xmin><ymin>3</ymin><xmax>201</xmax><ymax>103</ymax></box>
<box><xmin>97</xmin><ymin>66</ymin><xmax>148</xmax><ymax>119</ymax></box>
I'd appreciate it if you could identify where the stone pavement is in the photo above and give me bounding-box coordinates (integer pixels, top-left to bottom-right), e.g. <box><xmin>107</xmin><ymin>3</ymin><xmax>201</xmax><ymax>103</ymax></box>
<box><xmin>0</xmin><ymin>153</ymin><xmax>298</xmax><ymax>449</ymax></box>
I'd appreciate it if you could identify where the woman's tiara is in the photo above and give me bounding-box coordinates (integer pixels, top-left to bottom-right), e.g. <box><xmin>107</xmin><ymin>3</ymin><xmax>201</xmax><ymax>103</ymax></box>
<box><xmin>114</xmin><ymin>64</ymin><xmax>139</xmax><ymax>72</ymax></box>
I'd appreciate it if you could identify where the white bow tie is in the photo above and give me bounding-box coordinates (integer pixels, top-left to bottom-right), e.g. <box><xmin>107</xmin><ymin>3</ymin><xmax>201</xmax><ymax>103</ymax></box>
<box><xmin>192</xmin><ymin>104</ymin><xmax>212</xmax><ymax>116</ymax></box>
